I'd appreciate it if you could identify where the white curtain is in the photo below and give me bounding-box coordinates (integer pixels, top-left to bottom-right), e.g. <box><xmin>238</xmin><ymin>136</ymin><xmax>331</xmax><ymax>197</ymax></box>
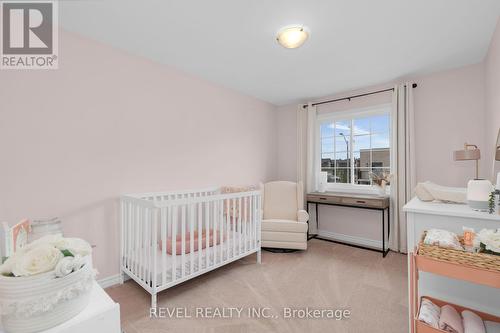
<box><xmin>389</xmin><ymin>83</ymin><xmax>416</xmax><ymax>253</ymax></box>
<box><xmin>297</xmin><ymin>103</ymin><xmax>317</xmax><ymax>193</ymax></box>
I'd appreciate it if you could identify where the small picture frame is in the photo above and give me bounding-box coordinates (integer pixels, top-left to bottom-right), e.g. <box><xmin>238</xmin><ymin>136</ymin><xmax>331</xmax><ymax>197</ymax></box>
<box><xmin>1</xmin><ymin>219</ymin><xmax>31</xmax><ymax>259</ymax></box>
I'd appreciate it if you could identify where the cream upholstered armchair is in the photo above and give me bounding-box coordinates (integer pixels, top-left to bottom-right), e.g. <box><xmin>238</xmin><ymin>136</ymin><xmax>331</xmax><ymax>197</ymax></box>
<box><xmin>260</xmin><ymin>181</ymin><xmax>309</xmax><ymax>250</ymax></box>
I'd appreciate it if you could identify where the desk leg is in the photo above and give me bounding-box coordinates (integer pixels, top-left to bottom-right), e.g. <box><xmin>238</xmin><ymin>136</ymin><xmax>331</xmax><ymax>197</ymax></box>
<box><xmin>306</xmin><ymin>202</ymin><xmax>316</xmax><ymax>241</ymax></box>
<box><xmin>382</xmin><ymin>207</ymin><xmax>390</xmax><ymax>258</ymax></box>
<box><xmin>382</xmin><ymin>209</ymin><xmax>385</xmax><ymax>257</ymax></box>
<box><xmin>388</xmin><ymin>206</ymin><xmax>391</xmax><ymax>239</ymax></box>
<box><xmin>315</xmin><ymin>203</ymin><xmax>319</xmax><ymax>231</ymax></box>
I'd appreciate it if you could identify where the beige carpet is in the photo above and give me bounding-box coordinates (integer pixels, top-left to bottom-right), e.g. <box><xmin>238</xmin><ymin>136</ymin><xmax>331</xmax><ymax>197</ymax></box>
<box><xmin>106</xmin><ymin>239</ymin><xmax>408</xmax><ymax>333</ymax></box>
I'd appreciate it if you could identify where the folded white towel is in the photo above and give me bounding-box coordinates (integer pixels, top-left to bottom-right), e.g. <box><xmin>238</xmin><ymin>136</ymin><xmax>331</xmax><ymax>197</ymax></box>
<box><xmin>418</xmin><ymin>298</ymin><xmax>441</xmax><ymax>328</ymax></box>
<box><xmin>424</xmin><ymin>229</ymin><xmax>464</xmax><ymax>250</ymax></box>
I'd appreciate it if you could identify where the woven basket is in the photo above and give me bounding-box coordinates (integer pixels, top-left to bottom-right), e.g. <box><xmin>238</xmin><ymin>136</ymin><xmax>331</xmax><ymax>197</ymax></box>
<box><xmin>0</xmin><ymin>262</ymin><xmax>94</xmax><ymax>333</ymax></box>
<box><xmin>418</xmin><ymin>232</ymin><xmax>500</xmax><ymax>273</ymax></box>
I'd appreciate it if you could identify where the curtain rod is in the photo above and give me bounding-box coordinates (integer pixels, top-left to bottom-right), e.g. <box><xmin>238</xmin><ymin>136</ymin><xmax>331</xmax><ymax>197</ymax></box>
<box><xmin>301</xmin><ymin>83</ymin><xmax>417</xmax><ymax>109</ymax></box>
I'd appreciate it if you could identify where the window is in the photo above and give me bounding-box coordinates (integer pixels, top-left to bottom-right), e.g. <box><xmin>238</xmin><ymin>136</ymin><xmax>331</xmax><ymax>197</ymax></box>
<box><xmin>318</xmin><ymin>105</ymin><xmax>391</xmax><ymax>189</ymax></box>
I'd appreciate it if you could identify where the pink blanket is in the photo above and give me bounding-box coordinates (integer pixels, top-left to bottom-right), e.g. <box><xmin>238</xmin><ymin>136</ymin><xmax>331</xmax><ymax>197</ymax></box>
<box><xmin>462</xmin><ymin>310</ymin><xmax>485</xmax><ymax>333</ymax></box>
<box><xmin>439</xmin><ymin>305</ymin><xmax>464</xmax><ymax>333</ymax></box>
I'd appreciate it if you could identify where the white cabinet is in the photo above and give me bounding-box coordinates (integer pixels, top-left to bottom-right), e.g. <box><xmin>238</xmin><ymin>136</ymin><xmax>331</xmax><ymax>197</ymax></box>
<box><xmin>404</xmin><ymin>197</ymin><xmax>500</xmax><ymax>332</ymax></box>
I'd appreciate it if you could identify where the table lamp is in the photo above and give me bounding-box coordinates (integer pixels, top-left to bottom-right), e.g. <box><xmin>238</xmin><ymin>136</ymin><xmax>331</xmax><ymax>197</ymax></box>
<box><xmin>454</xmin><ymin>143</ymin><xmax>481</xmax><ymax>179</ymax></box>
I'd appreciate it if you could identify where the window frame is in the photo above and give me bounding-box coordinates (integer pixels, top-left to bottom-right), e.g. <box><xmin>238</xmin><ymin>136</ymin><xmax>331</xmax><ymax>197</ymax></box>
<box><xmin>316</xmin><ymin>103</ymin><xmax>392</xmax><ymax>194</ymax></box>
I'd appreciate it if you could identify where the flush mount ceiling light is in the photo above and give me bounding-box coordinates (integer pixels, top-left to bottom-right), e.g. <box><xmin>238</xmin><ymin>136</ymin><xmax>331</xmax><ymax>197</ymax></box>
<box><xmin>276</xmin><ymin>25</ymin><xmax>309</xmax><ymax>49</ymax></box>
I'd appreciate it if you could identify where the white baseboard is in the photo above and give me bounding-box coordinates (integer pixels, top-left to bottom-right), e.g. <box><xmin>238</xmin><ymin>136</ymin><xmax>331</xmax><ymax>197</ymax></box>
<box><xmin>317</xmin><ymin>230</ymin><xmax>382</xmax><ymax>249</ymax></box>
<box><xmin>98</xmin><ymin>273</ymin><xmax>130</xmax><ymax>289</ymax></box>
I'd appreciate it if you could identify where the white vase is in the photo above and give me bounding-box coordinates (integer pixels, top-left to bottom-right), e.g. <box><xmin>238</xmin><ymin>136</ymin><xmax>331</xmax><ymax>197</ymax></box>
<box><xmin>0</xmin><ymin>262</ymin><xmax>94</xmax><ymax>333</ymax></box>
<box><xmin>29</xmin><ymin>218</ymin><xmax>63</xmax><ymax>243</ymax></box>
<box><xmin>467</xmin><ymin>179</ymin><xmax>493</xmax><ymax>211</ymax></box>
<box><xmin>374</xmin><ymin>181</ymin><xmax>387</xmax><ymax>196</ymax></box>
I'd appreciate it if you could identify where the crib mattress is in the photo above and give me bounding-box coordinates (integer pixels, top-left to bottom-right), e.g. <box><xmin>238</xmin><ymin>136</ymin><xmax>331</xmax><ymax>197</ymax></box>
<box><xmin>124</xmin><ymin>235</ymin><xmax>255</xmax><ymax>286</ymax></box>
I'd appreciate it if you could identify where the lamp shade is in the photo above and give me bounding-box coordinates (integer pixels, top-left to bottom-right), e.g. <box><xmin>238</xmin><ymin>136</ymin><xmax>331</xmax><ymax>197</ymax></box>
<box><xmin>454</xmin><ymin>147</ymin><xmax>480</xmax><ymax>161</ymax></box>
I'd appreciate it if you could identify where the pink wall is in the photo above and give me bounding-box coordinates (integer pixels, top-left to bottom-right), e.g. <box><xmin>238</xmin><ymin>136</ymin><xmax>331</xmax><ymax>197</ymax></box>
<box><xmin>0</xmin><ymin>31</ymin><xmax>277</xmax><ymax>279</ymax></box>
<box><xmin>485</xmin><ymin>19</ymin><xmax>500</xmax><ymax>180</ymax></box>
<box><xmin>412</xmin><ymin>63</ymin><xmax>487</xmax><ymax>186</ymax></box>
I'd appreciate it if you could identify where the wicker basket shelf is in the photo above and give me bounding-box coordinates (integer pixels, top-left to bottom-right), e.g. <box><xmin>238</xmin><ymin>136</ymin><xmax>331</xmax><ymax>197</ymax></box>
<box><xmin>415</xmin><ymin>233</ymin><xmax>500</xmax><ymax>288</ymax></box>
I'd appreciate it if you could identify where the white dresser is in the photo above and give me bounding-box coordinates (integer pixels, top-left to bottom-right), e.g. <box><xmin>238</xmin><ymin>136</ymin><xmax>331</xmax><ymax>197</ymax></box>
<box><xmin>404</xmin><ymin>197</ymin><xmax>500</xmax><ymax>332</ymax></box>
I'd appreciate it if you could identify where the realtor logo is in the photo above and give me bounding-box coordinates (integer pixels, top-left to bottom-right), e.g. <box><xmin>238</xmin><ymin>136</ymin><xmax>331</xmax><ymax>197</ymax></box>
<box><xmin>1</xmin><ymin>1</ymin><xmax>58</xmax><ymax>69</ymax></box>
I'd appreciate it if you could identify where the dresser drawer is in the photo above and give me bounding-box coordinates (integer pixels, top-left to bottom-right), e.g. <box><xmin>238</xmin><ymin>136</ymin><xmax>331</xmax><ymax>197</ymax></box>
<box><xmin>341</xmin><ymin>197</ymin><xmax>387</xmax><ymax>208</ymax></box>
<box><xmin>307</xmin><ymin>194</ymin><xmax>342</xmax><ymax>204</ymax></box>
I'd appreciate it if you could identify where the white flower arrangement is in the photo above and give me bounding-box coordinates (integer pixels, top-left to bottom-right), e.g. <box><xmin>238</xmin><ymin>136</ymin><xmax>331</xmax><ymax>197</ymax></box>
<box><xmin>0</xmin><ymin>235</ymin><xmax>92</xmax><ymax>278</ymax></box>
<box><xmin>476</xmin><ymin>228</ymin><xmax>500</xmax><ymax>255</ymax></box>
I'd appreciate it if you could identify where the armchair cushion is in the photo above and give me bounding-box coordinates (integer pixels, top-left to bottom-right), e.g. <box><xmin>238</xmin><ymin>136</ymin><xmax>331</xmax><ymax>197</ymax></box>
<box><xmin>261</xmin><ymin>219</ymin><xmax>308</xmax><ymax>233</ymax></box>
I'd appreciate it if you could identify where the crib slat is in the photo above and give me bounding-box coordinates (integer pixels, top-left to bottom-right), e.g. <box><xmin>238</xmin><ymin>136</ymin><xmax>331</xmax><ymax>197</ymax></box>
<box><xmin>120</xmin><ymin>200</ymin><xmax>124</xmax><ymax>270</ymax></box>
<box><xmin>161</xmin><ymin>207</ymin><xmax>167</xmax><ymax>286</ymax></box>
<box><xmin>243</xmin><ymin>197</ymin><xmax>247</xmax><ymax>253</ymax></box>
<box><xmin>198</xmin><ymin>202</ymin><xmax>202</xmax><ymax>272</ymax></box>
<box><xmin>136</xmin><ymin>205</ymin><xmax>141</xmax><ymax>280</ymax></box>
<box><xmin>232</xmin><ymin>198</ymin><xmax>236</xmax><ymax>257</ymax></box>
<box><xmin>139</xmin><ymin>206</ymin><xmax>145</xmax><ymax>282</ymax></box>
<box><xmin>172</xmin><ymin>205</ymin><xmax>177</xmax><ymax>282</ymax></box>
<box><xmin>146</xmin><ymin>207</ymin><xmax>151</xmax><ymax>284</ymax></box>
<box><xmin>125</xmin><ymin>201</ymin><xmax>130</xmax><ymax>270</ymax></box>
<box><xmin>237</xmin><ymin>197</ymin><xmax>242</xmax><ymax>255</ymax></box>
<box><xmin>219</xmin><ymin>199</ymin><xmax>223</xmax><ymax>263</ymax></box>
<box><xmin>255</xmin><ymin>194</ymin><xmax>258</xmax><ymax>250</ymax></box>
<box><xmin>205</xmin><ymin>201</ymin><xmax>210</xmax><ymax>269</ymax></box>
<box><xmin>181</xmin><ymin>205</ymin><xmax>186</xmax><ymax>278</ymax></box>
<box><xmin>133</xmin><ymin>204</ymin><xmax>138</xmax><ymax>277</ymax></box>
<box><xmin>189</xmin><ymin>201</ymin><xmax>194</xmax><ymax>275</ymax></box>
<box><xmin>212</xmin><ymin>199</ymin><xmax>217</xmax><ymax>264</ymax></box>
<box><xmin>129</xmin><ymin>201</ymin><xmax>133</xmax><ymax>269</ymax></box>
<box><xmin>257</xmin><ymin>194</ymin><xmax>261</xmax><ymax>250</ymax></box>
<box><xmin>152</xmin><ymin>208</ymin><xmax>158</xmax><ymax>290</ymax></box>
<box><xmin>251</xmin><ymin>195</ymin><xmax>255</xmax><ymax>250</ymax></box>
<box><xmin>226</xmin><ymin>198</ymin><xmax>230</xmax><ymax>260</ymax></box>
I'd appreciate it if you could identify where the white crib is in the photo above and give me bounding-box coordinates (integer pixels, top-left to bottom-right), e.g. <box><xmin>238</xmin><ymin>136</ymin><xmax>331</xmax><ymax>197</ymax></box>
<box><xmin>120</xmin><ymin>187</ymin><xmax>262</xmax><ymax>308</ymax></box>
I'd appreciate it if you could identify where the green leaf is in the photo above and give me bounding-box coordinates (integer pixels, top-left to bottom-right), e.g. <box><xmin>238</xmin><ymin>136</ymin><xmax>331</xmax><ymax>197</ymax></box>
<box><xmin>61</xmin><ymin>249</ymin><xmax>74</xmax><ymax>257</ymax></box>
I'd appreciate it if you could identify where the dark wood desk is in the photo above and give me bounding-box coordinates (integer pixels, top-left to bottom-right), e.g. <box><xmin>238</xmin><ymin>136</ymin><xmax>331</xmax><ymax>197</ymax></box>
<box><xmin>306</xmin><ymin>192</ymin><xmax>390</xmax><ymax>257</ymax></box>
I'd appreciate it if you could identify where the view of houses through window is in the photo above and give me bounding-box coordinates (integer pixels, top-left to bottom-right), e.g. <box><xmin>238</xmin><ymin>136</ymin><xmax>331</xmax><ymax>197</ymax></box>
<box><xmin>319</xmin><ymin>109</ymin><xmax>391</xmax><ymax>186</ymax></box>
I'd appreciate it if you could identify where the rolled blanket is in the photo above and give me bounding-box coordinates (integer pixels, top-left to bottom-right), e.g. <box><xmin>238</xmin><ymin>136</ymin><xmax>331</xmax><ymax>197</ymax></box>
<box><xmin>54</xmin><ymin>255</ymin><xmax>87</xmax><ymax>278</ymax></box>
<box><xmin>439</xmin><ymin>305</ymin><xmax>464</xmax><ymax>333</ymax></box>
<box><xmin>159</xmin><ymin>229</ymin><xmax>227</xmax><ymax>255</ymax></box>
<box><xmin>415</xmin><ymin>181</ymin><xmax>466</xmax><ymax>203</ymax></box>
<box><xmin>418</xmin><ymin>298</ymin><xmax>441</xmax><ymax>328</ymax></box>
<box><xmin>462</xmin><ymin>310</ymin><xmax>485</xmax><ymax>333</ymax></box>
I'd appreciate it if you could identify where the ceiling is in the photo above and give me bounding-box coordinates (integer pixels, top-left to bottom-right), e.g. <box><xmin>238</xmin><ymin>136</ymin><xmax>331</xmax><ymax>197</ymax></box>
<box><xmin>60</xmin><ymin>0</ymin><xmax>500</xmax><ymax>106</ymax></box>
